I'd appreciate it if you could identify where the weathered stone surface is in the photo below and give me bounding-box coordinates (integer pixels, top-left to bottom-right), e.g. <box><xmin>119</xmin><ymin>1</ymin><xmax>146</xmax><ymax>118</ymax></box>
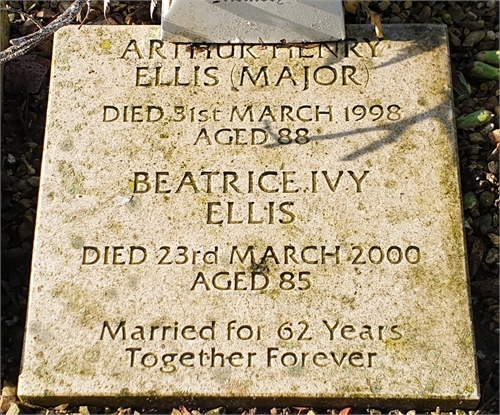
<box><xmin>161</xmin><ymin>0</ymin><xmax>345</xmax><ymax>43</ymax></box>
<box><xmin>19</xmin><ymin>25</ymin><xmax>479</xmax><ymax>410</ymax></box>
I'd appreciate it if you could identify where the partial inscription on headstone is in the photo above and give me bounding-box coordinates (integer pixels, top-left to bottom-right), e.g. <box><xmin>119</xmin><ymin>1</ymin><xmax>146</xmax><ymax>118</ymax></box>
<box><xmin>161</xmin><ymin>0</ymin><xmax>345</xmax><ymax>43</ymax></box>
<box><xmin>19</xmin><ymin>25</ymin><xmax>479</xmax><ymax>410</ymax></box>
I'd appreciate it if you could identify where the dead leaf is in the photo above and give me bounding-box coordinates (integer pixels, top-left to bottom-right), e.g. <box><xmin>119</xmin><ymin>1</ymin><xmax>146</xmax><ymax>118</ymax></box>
<box><xmin>270</xmin><ymin>408</ymin><xmax>281</xmax><ymax>415</ymax></box>
<box><xmin>150</xmin><ymin>0</ymin><xmax>158</xmax><ymax>18</ymax></box>
<box><xmin>1</xmin><ymin>385</ymin><xmax>16</xmax><ymax>398</ymax></box>
<box><xmin>368</xmin><ymin>11</ymin><xmax>384</xmax><ymax>39</ymax></box>
<box><xmin>54</xmin><ymin>403</ymin><xmax>69</xmax><ymax>411</ymax></box>
<box><xmin>172</xmin><ymin>409</ymin><xmax>183</xmax><ymax>415</ymax></box>
<box><xmin>430</xmin><ymin>407</ymin><xmax>441</xmax><ymax>415</ymax></box>
<box><xmin>103</xmin><ymin>0</ymin><xmax>110</xmax><ymax>20</ymax></box>
<box><xmin>0</xmin><ymin>385</ymin><xmax>17</xmax><ymax>413</ymax></box>
<box><xmin>343</xmin><ymin>1</ymin><xmax>358</xmax><ymax>14</ymax></box>
<box><xmin>469</xmin><ymin>236</ymin><xmax>487</xmax><ymax>277</ymax></box>
<box><xmin>339</xmin><ymin>409</ymin><xmax>352</xmax><ymax>415</ymax></box>
<box><xmin>6</xmin><ymin>403</ymin><xmax>20</xmax><ymax>415</ymax></box>
<box><xmin>79</xmin><ymin>406</ymin><xmax>91</xmax><ymax>415</ymax></box>
<box><xmin>487</xmin><ymin>233</ymin><xmax>500</xmax><ymax>246</ymax></box>
<box><xmin>472</xmin><ymin>279</ymin><xmax>500</xmax><ymax>297</ymax></box>
<box><xmin>488</xmin><ymin>144</ymin><xmax>499</xmax><ymax>161</ymax></box>
<box><xmin>488</xmin><ymin>129</ymin><xmax>500</xmax><ymax>145</ymax></box>
<box><xmin>205</xmin><ymin>408</ymin><xmax>225</xmax><ymax>415</ymax></box>
<box><xmin>179</xmin><ymin>406</ymin><xmax>191</xmax><ymax>415</ymax></box>
<box><xmin>4</xmin><ymin>54</ymin><xmax>49</xmax><ymax>94</ymax></box>
<box><xmin>36</xmin><ymin>9</ymin><xmax>56</xmax><ymax>19</ymax></box>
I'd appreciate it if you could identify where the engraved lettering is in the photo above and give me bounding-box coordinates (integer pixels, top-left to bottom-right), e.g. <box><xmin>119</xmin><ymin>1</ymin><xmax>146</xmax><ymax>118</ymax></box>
<box><xmin>101</xmin><ymin>321</ymin><xmax>126</xmax><ymax>340</ymax></box>
<box><xmin>120</xmin><ymin>39</ymin><xmax>144</xmax><ymax>59</ymax></box>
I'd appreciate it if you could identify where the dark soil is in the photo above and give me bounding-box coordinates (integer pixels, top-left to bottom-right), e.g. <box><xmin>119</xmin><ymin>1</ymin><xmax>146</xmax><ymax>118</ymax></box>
<box><xmin>1</xmin><ymin>1</ymin><xmax>498</xmax><ymax>414</ymax></box>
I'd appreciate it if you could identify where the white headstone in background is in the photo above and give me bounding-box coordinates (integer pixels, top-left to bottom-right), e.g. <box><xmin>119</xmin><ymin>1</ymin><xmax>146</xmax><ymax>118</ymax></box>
<box><xmin>161</xmin><ymin>0</ymin><xmax>345</xmax><ymax>43</ymax></box>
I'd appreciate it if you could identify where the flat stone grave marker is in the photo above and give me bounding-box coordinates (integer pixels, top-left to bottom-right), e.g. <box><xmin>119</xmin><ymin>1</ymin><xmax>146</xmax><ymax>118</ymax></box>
<box><xmin>19</xmin><ymin>25</ymin><xmax>479</xmax><ymax>410</ymax></box>
<box><xmin>161</xmin><ymin>0</ymin><xmax>345</xmax><ymax>43</ymax></box>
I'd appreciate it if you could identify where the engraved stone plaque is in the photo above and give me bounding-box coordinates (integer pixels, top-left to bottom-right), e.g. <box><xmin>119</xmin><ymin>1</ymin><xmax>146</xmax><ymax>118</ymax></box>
<box><xmin>19</xmin><ymin>25</ymin><xmax>479</xmax><ymax>410</ymax></box>
<box><xmin>161</xmin><ymin>0</ymin><xmax>345</xmax><ymax>43</ymax></box>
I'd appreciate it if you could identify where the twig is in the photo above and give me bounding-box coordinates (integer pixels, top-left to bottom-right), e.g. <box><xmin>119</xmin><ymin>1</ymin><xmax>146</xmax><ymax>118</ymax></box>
<box><xmin>0</xmin><ymin>5</ymin><xmax>43</xmax><ymax>30</ymax></box>
<box><xmin>14</xmin><ymin>399</ymin><xmax>49</xmax><ymax>412</ymax></box>
<box><xmin>0</xmin><ymin>0</ymin><xmax>87</xmax><ymax>64</ymax></box>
